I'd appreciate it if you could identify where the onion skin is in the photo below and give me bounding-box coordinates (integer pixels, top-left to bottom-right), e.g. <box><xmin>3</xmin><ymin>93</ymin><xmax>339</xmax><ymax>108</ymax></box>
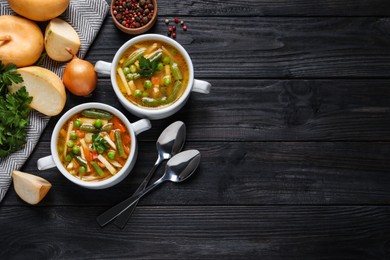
<box><xmin>0</xmin><ymin>15</ymin><xmax>44</xmax><ymax>67</ymax></box>
<box><xmin>8</xmin><ymin>0</ymin><xmax>70</xmax><ymax>22</ymax></box>
<box><xmin>63</xmin><ymin>51</ymin><xmax>97</xmax><ymax>96</ymax></box>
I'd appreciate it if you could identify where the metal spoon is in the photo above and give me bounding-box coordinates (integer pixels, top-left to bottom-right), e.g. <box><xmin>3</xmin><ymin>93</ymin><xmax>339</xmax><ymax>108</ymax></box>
<box><xmin>97</xmin><ymin>149</ymin><xmax>201</xmax><ymax>227</ymax></box>
<box><xmin>113</xmin><ymin>121</ymin><xmax>186</xmax><ymax>228</ymax></box>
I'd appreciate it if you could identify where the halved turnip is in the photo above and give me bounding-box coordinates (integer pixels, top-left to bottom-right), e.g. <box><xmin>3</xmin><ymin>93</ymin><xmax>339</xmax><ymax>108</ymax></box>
<box><xmin>8</xmin><ymin>66</ymin><xmax>66</xmax><ymax>116</ymax></box>
<box><xmin>8</xmin><ymin>0</ymin><xmax>70</xmax><ymax>22</ymax></box>
<box><xmin>0</xmin><ymin>15</ymin><xmax>44</xmax><ymax>67</ymax></box>
<box><xmin>12</xmin><ymin>170</ymin><xmax>52</xmax><ymax>205</ymax></box>
<box><xmin>45</xmin><ymin>18</ymin><xmax>81</xmax><ymax>62</ymax></box>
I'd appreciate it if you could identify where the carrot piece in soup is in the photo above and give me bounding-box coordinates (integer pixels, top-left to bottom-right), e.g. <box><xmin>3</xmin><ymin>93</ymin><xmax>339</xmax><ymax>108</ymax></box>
<box><xmin>119</xmin><ymin>124</ymin><xmax>126</xmax><ymax>133</ymax></box>
<box><xmin>115</xmin><ymin>155</ymin><xmax>126</xmax><ymax>166</ymax></box>
<box><xmin>123</xmin><ymin>134</ymin><xmax>131</xmax><ymax>146</ymax></box>
<box><xmin>91</xmin><ymin>150</ymin><xmax>98</xmax><ymax>160</ymax></box>
<box><xmin>112</xmin><ymin>117</ymin><xmax>120</xmax><ymax>128</ymax></box>
<box><xmin>98</xmin><ymin>161</ymin><xmax>106</xmax><ymax>168</ymax></box>
<box><xmin>83</xmin><ymin>147</ymin><xmax>91</xmax><ymax>162</ymax></box>
<box><xmin>76</xmin><ymin>129</ymin><xmax>85</xmax><ymax>138</ymax></box>
<box><xmin>109</xmin><ymin>131</ymin><xmax>116</xmax><ymax>141</ymax></box>
<box><xmin>151</xmin><ymin>77</ymin><xmax>160</xmax><ymax>85</ymax></box>
<box><xmin>124</xmin><ymin>145</ymin><xmax>130</xmax><ymax>155</ymax></box>
<box><xmin>112</xmin><ymin>117</ymin><xmax>126</xmax><ymax>133</ymax></box>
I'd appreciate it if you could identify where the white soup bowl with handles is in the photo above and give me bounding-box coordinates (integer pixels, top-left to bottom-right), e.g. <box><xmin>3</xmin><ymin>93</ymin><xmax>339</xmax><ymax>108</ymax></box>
<box><xmin>37</xmin><ymin>102</ymin><xmax>151</xmax><ymax>189</ymax></box>
<box><xmin>94</xmin><ymin>34</ymin><xmax>211</xmax><ymax>120</ymax></box>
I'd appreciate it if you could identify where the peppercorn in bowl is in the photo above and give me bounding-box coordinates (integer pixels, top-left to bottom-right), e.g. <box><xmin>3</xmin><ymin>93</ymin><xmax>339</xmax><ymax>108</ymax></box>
<box><xmin>111</xmin><ymin>0</ymin><xmax>158</xmax><ymax>34</ymax></box>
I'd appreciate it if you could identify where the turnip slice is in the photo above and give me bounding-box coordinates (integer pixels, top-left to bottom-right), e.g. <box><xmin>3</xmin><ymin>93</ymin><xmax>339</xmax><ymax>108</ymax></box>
<box><xmin>12</xmin><ymin>170</ymin><xmax>52</xmax><ymax>205</ymax></box>
<box><xmin>8</xmin><ymin>66</ymin><xmax>66</xmax><ymax>116</ymax></box>
<box><xmin>45</xmin><ymin>18</ymin><xmax>80</xmax><ymax>62</ymax></box>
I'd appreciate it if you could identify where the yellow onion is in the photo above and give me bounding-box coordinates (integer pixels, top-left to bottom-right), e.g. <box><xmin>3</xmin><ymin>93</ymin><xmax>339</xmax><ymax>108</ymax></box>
<box><xmin>63</xmin><ymin>48</ymin><xmax>97</xmax><ymax>96</ymax></box>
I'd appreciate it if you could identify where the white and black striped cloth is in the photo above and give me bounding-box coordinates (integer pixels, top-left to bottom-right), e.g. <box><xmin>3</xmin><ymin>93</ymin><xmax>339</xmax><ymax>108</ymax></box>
<box><xmin>0</xmin><ymin>0</ymin><xmax>109</xmax><ymax>202</ymax></box>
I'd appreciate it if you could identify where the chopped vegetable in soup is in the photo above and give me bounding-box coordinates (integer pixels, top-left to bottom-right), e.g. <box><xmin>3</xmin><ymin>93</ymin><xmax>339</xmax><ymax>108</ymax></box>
<box><xmin>116</xmin><ymin>40</ymin><xmax>189</xmax><ymax>108</ymax></box>
<box><xmin>57</xmin><ymin>109</ymin><xmax>131</xmax><ymax>182</ymax></box>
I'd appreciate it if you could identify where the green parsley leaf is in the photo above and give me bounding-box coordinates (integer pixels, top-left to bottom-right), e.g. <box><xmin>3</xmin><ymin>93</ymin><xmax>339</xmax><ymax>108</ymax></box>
<box><xmin>0</xmin><ymin>60</ymin><xmax>32</xmax><ymax>157</ymax></box>
<box><xmin>0</xmin><ymin>61</ymin><xmax>23</xmax><ymax>95</ymax></box>
<box><xmin>91</xmin><ymin>134</ymin><xmax>110</xmax><ymax>154</ymax></box>
<box><xmin>139</xmin><ymin>56</ymin><xmax>159</xmax><ymax>78</ymax></box>
<box><xmin>0</xmin><ymin>87</ymin><xmax>32</xmax><ymax>157</ymax></box>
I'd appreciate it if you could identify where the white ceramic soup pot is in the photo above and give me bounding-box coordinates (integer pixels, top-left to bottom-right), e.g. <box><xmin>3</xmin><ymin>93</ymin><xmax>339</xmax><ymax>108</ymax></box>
<box><xmin>37</xmin><ymin>102</ymin><xmax>151</xmax><ymax>189</ymax></box>
<box><xmin>94</xmin><ymin>34</ymin><xmax>211</xmax><ymax>120</ymax></box>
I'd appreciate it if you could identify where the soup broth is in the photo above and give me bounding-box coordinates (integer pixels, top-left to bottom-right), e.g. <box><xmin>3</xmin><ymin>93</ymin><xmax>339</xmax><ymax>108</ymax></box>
<box><xmin>57</xmin><ymin>109</ymin><xmax>131</xmax><ymax>182</ymax></box>
<box><xmin>116</xmin><ymin>40</ymin><xmax>189</xmax><ymax>108</ymax></box>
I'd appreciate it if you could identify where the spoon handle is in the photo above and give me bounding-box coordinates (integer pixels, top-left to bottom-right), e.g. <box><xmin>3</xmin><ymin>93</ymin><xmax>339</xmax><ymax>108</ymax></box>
<box><xmin>113</xmin><ymin>157</ymin><xmax>163</xmax><ymax>228</ymax></box>
<box><xmin>97</xmin><ymin>176</ymin><xmax>166</xmax><ymax>227</ymax></box>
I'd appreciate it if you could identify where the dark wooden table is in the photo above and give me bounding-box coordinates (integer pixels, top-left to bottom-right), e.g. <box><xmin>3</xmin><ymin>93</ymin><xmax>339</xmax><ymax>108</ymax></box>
<box><xmin>2</xmin><ymin>0</ymin><xmax>390</xmax><ymax>259</ymax></box>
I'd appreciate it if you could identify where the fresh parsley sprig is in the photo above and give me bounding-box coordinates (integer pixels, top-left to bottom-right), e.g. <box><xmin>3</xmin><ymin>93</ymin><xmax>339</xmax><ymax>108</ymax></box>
<box><xmin>0</xmin><ymin>61</ymin><xmax>32</xmax><ymax>157</ymax></box>
<box><xmin>0</xmin><ymin>61</ymin><xmax>23</xmax><ymax>95</ymax></box>
<box><xmin>91</xmin><ymin>134</ymin><xmax>110</xmax><ymax>154</ymax></box>
<box><xmin>0</xmin><ymin>87</ymin><xmax>32</xmax><ymax>157</ymax></box>
<box><xmin>138</xmin><ymin>56</ymin><xmax>159</xmax><ymax>78</ymax></box>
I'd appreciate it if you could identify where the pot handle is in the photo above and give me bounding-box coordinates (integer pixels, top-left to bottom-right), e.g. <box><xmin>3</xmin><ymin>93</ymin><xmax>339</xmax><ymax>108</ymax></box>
<box><xmin>37</xmin><ymin>155</ymin><xmax>56</xmax><ymax>171</ymax></box>
<box><xmin>132</xmin><ymin>119</ymin><xmax>152</xmax><ymax>135</ymax></box>
<box><xmin>192</xmin><ymin>79</ymin><xmax>211</xmax><ymax>94</ymax></box>
<box><xmin>95</xmin><ymin>61</ymin><xmax>112</xmax><ymax>75</ymax></box>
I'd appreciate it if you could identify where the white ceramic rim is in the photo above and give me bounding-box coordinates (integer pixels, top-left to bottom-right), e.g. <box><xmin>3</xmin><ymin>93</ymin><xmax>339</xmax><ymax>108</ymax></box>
<box><xmin>50</xmin><ymin>102</ymin><xmax>136</xmax><ymax>188</ymax></box>
<box><xmin>110</xmin><ymin>34</ymin><xmax>194</xmax><ymax>117</ymax></box>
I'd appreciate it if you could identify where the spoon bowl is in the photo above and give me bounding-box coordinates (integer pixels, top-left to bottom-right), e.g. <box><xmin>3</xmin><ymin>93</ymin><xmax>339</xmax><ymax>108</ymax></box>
<box><xmin>156</xmin><ymin>121</ymin><xmax>186</xmax><ymax>161</ymax></box>
<box><xmin>165</xmin><ymin>150</ymin><xmax>201</xmax><ymax>182</ymax></box>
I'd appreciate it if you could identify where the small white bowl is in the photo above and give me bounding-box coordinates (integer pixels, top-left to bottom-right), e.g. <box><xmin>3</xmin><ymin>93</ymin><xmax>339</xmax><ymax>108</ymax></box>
<box><xmin>37</xmin><ymin>102</ymin><xmax>151</xmax><ymax>189</ymax></box>
<box><xmin>95</xmin><ymin>34</ymin><xmax>211</xmax><ymax>120</ymax></box>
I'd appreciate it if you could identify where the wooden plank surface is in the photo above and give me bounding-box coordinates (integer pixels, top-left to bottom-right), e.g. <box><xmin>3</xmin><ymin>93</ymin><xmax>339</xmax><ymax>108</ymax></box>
<box><xmin>156</xmin><ymin>0</ymin><xmax>390</xmax><ymax>16</ymax></box>
<box><xmin>2</xmin><ymin>141</ymin><xmax>390</xmax><ymax>206</ymax></box>
<box><xmin>39</xmin><ymin>79</ymin><xmax>390</xmax><ymax>142</ymax></box>
<box><xmin>87</xmin><ymin>17</ymin><xmax>390</xmax><ymax>78</ymax></box>
<box><xmin>2</xmin><ymin>0</ymin><xmax>390</xmax><ymax>259</ymax></box>
<box><xmin>1</xmin><ymin>206</ymin><xmax>390</xmax><ymax>260</ymax></box>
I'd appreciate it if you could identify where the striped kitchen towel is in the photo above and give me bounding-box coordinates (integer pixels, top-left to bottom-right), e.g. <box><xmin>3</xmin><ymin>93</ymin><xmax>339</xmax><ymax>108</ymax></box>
<box><xmin>0</xmin><ymin>0</ymin><xmax>109</xmax><ymax>202</ymax></box>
